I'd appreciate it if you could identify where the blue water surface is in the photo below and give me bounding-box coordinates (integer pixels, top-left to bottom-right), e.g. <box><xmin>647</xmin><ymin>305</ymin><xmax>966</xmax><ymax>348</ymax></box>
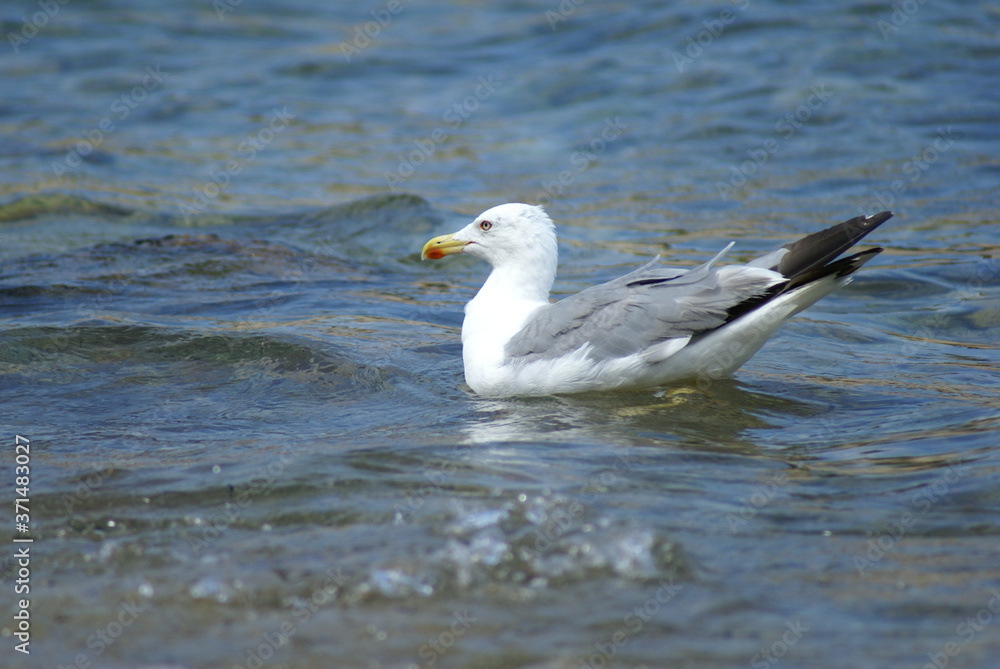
<box><xmin>1</xmin><ymin>1</ymin><xmax>999</xmax><ymax>667</ymax></box>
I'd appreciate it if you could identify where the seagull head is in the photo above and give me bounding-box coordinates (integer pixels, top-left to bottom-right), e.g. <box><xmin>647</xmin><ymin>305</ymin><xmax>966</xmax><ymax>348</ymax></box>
<box><xmin>421</xmin><ymin>203</ymin><xmax>558</xmax><ymax>273</ymax></box>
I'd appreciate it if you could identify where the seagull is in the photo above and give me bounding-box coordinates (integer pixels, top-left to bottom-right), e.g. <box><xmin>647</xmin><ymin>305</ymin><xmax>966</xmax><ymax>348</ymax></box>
<box><xmin>421</xmin><ymin>204</ymin><xmax>892</xmax><ymax>397</ymax></box>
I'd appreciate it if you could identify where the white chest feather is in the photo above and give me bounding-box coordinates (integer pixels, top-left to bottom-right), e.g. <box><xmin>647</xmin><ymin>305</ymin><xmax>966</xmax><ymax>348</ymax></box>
<box><xmin>461</xmin><ymin>288</ymin><xmax>545</xmax><ymax>395</ymax></box>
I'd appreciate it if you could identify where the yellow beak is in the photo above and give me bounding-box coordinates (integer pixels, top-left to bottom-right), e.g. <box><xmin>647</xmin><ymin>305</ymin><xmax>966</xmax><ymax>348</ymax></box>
<box><xmin>421</xmin><ymin>233</ymin><xmax>469</xmax><ymax>260</ymax></box>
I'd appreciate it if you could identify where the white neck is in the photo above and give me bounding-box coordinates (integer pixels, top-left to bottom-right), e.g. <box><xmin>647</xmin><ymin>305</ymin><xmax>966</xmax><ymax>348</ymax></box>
<box><xmin>465</xmin><ymin>259</ymin><xmax>554</xmax><ymax>337</ymax></box>
<box><xmin>480</xmin><ymin>255</ymin><xmax>556</xmax><ymax>304</ymax></box>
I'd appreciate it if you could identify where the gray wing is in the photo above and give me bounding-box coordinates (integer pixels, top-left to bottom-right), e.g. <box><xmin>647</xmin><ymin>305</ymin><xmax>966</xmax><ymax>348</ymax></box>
<box><xmin>505</xmin><ymin>211</ymin><xmax>895</xmax><ymax>365</ymax></box>
<box><xmin>504</xmin><ymin>245</ymin><xmax>776</xmax><ymax>363</ymax></box>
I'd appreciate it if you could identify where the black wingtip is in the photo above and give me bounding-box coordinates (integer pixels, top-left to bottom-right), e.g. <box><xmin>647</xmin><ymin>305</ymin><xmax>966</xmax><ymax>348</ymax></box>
<box><xmin>775</xmin><ymin>210</ymin><xmax>893</xmax><ymax>281</ymax></box>
<box><xmin>857</xmin><ymin>210</ymin><xmax>893</xmax><ymax>230</ymax></box>
<box><xmin>725</xmin><ymin>246</ymin><xmax>885</xmax><ymax>323</ymax></box>
<box><xmin>785</xmin><ymin>246</ymin><xmax>883</xmax><ymax>288</ymax></box>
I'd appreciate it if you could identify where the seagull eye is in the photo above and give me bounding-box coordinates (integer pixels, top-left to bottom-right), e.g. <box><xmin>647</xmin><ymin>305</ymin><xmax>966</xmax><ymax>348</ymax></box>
<box><xmin>479</xmin><ymin>220</ymin><xmax>492</xmax><ymax>231</ymax></box>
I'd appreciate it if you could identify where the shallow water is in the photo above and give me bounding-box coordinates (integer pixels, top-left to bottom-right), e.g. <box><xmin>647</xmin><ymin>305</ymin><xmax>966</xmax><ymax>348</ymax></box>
<box><xmin>2</xmin><ymin>1</ymin><xmax>999</xmax><ymax>668</ymax></box>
